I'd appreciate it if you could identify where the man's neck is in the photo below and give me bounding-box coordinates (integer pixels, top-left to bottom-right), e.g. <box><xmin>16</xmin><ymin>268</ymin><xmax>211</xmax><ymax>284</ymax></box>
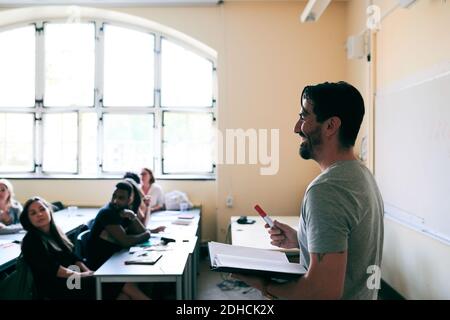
<box><xmin>316</xmin><ymin>147</ymin><xmax>357</xmax><ymax>171</ymax></box>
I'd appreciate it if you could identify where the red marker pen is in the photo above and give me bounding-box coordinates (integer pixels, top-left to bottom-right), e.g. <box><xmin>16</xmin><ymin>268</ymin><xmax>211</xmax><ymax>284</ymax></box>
<box><xmin>254</xmin><ymin>204</ymin><xmax>274</xmax><ymax>228</ymax></box>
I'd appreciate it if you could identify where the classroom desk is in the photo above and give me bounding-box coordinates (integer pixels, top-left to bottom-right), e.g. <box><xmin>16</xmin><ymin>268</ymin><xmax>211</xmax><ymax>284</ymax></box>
<box><xmin>0</xmin><ymin>207</ymin><xmax>98</xmax><ymax>273</ymax></box>
<box><xmin>147</xmin><ymin>208</ymin><xmax>202</xmax><ymax>299</ymax></box>
<box><xmin>53</xmin><ymin>208</ymin><xmax>98</xmax><ymax>236</ymax></box>
<box><xmin>94</xmin><ymin>238</ymin><xmax>195</xmax><ymax>300</ymax></box>
<box><xmin>231</xmin><ymin>215</ymin><xmax>299</xmax><ymax>255</ymax></box>
<box><xmin>95</xmin><ymin>208</ymin><xmax>201</xmax><ymax>300</ymax></box>
<box><xmin>0</xmin><ymin>241</ymin><xmax>21</xmax><ymax>273</ymax></box>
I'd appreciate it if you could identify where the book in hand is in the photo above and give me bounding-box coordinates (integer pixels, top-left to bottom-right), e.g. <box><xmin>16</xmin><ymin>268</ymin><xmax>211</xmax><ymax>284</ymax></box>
<box><xmin>208</xmin><ymin>242</ymin><xmax>306</xmax><ymax>280</ymax></box>
<box><xmin>125</xmin><ymin>251</ymin><xmax>162</xmax><ymax>265</ymax></box>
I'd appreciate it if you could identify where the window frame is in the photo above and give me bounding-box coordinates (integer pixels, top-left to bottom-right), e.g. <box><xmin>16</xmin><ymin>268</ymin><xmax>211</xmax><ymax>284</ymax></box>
<box><xmin>0</xmin><ymin>18</ymin><xmax>217</xmax><ymax>180</ymax></box>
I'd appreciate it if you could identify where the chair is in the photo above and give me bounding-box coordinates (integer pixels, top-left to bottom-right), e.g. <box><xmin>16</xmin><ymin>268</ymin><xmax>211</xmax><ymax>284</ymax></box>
<box><xmin>51</xmin><ymin>201</ymin><xmax>65</xmax><ymax>212</ymax></box>
<box><xmin>75</xmin><ymin>230</ymin><xmax>91</xmax><ymax>262</ymax></box>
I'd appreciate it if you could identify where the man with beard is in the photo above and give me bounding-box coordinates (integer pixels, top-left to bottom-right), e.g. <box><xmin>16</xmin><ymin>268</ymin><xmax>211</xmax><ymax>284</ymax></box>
<box><xmin>235</xmin><ymin>82</ymin><xmax>384</xmax><ymax>300</ymax></box>
<box><xmin>87</xmin><ymin>181</ymin><xmax>151</xmax><ymax>271</ymax></box>
<box><xmin>86</xmin><ymin>181</ymin><xmax>152</xmax><ymax>299</ymax></box>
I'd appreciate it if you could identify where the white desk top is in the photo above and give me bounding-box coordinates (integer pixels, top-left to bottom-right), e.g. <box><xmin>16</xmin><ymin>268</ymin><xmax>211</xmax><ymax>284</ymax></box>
<box><xmin>94</xmin><ymin>248</ymin><xmax>190</xmax><ymax>277</ymax></box>
<box><xmin>147</xmin><ymin>209</ymin><xmax>200</xmax><ymax>238</ymax></box>
<box><xmin>54</xmin><ymin>208</ymin><xmax>98</xmax><ymax>233</ymax></box>
<box><xmin>0</xmin><ymin>242</ymin><xmax>21</xmax><ymax>272</ymax></box>
<box><xmin>231</xmin><ymin>215</ymin><xmax>299</xmax><ymax>254</ymax></box>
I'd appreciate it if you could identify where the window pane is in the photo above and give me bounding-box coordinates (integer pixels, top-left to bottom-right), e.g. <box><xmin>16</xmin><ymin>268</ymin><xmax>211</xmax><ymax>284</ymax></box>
<box><xmin>0</xmin><ymin>113</ymin><xmax>34</xmax><ymax>172</ymax></box>
<box><xmin>103</xmin><ymin>25</ymin><xmax>155</xmax><ymax>107</ymax></box>
<box><xmin>161</xmin><ymin>39</ymin><xmax>213</xmax><ymax>107</ymax></box>
<box><xmin>42</xmin><ymin>113</ymin><xmax>78</xmax><ymax>173</ymax></box>
<box><xmin>80</xmin><ymin>113</ymin><xmax>98</xmax><ymax>174</ymax></box>
<box><xmin>163</xmin><ymin>112</ymin><xmax>214</xmax><ymax>173</ymax></box>
<box><xmin>44</xmin><ymin>23</ymin><xmax>95</xmax><ymax>107</ymax></box>
<box><xmin>102</xmin><ymin>114</ymin><xmax>154</xmax><ymax>172</ymax></box>
<box><xmin>0</xmin><ymin>26</ymin><xmax>35</xmax><ymax>107</ymax></box>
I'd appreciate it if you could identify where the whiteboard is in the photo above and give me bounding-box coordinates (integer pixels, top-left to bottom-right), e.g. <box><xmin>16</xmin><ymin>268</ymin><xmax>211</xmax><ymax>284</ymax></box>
<box><xmin>375</xmin><ymin>64</ymin><xmax>450</xmax><ymax>245</ymax></box>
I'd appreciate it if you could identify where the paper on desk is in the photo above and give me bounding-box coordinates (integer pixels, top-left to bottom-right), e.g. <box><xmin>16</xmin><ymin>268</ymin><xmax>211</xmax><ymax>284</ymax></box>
<box><xmin>129</xmin><ymin>243</ymin><xmax>174</xmax><ymax>254</ymax></box>
<box><xmin>172</xmin><ymin>219</ymin><xmax>192</xmax><ymax>226</ymax></box>
<box><xmin>0</xmin><ymin>239</ymin><xmax>14</xmax><ymax>245</ymax></box>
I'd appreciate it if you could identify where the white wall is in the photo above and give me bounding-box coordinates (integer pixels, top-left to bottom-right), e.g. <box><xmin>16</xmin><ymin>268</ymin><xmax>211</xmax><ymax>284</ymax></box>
<box><xmin>346</xmin><ymin>0</ymin><xmax>450</xmax><ymax>299</ymax></box>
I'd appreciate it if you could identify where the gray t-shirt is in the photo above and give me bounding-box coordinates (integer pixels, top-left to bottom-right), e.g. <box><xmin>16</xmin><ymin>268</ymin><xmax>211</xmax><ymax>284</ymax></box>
<box><xmin>298</xmin><ymin>160</ymin><xmax>384</xmax><ymax>300</ymax></box>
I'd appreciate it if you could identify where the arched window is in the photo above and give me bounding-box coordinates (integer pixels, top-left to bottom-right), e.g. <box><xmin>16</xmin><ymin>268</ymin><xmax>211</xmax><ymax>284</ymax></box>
<box><xmin>0</xmin><ymin>8</ymin><xmax>217</xmax><ymax>178</ymax></box>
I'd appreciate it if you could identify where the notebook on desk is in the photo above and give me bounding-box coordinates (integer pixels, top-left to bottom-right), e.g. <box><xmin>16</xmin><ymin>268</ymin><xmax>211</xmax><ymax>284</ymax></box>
<box><xmin>125</xmin><ymin>251</ymin><xmax>163</xmax><ymax>265</ymax></box>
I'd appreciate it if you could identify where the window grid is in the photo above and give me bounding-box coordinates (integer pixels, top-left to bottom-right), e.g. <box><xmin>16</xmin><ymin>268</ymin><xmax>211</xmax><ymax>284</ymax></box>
<box><xmin>0</xmin><ymin>19</ymin><xmax>217</xmax><ymax>179</ymax></box>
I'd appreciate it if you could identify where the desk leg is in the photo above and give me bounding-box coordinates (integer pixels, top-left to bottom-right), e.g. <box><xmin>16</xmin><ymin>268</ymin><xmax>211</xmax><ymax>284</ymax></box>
<box><xmin>183</xmin><ymin>255</ymin><xmax>192</xmax><ymax>300</ymax></box>
<box><xmin>96</xmin><ymin>277</ymin><xmax>102</xmax><ymax>300</ymax></box>
<box><xmin>176</xmin><ymin>276</ymin><xmax>183</xmax><ymax>300</ymax></box>
<box><xmin>192</xmin><ymin>244</ymin><xmax>198</xmax><ymax>299</ymax></box>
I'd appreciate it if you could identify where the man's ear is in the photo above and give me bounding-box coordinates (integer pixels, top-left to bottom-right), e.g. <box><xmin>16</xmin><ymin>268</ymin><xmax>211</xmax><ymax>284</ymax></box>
<box><xmin>326</xmin><ymin>116</ymin><xmax>341</xmax><ymax>137</ymax></box>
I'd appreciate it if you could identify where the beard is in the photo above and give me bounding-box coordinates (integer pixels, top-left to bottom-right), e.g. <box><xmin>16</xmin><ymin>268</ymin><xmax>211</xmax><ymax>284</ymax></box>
<box><xmin>299</xmin><ymin>141</ymin><xmax>312</xmax><ymax>159</ymax></box>
<box><xmin>111</xmin><ymin>202</ymin><xmax>128</xmax><ymax>211</ymax></box>
<box><xmin>299</xmin><ymin>127</ymin><xmax>322</xmax><ymax>160</ymax></box>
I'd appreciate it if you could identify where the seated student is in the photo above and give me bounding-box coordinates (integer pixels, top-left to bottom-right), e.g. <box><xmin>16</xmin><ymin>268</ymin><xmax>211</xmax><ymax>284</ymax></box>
<box><xmin>140</xmin><ymin>168</ymin><xmax>165</xmax><ymax>214</ymax></box>
<box><xmin>0</xmin><ymin>178</ymin><xmax>23</xmax><ymax>228</ymax></box>
<box><xmin>86</xmin><ymin>181</ymin><xmax>156</xmax><ymax>300</ymax></box>
<box><xmin>20</xmin><ymin>197</ymin><xmax>95</xmax><ymax>300</ymax></box>
<box><xmin>124</xmin><ymin>178</ymin><xmax>165</xmax><ymax>231</ymax></box>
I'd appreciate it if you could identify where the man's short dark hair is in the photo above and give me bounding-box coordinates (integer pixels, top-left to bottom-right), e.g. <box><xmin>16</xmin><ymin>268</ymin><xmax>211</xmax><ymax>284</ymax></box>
<box><xmin>115</xmin><ymin>181</ymin><xmax>133</xmax><ymax>198</ymax></box>
<box><xmin>301</xmin><ymin>81</ymin><xmax>365</xmax><ymax>148</ymax></box>
<box><xmin>123</xmin><ymin>172</ymin><xmax>140</xmax><ymax>185</ymax></box>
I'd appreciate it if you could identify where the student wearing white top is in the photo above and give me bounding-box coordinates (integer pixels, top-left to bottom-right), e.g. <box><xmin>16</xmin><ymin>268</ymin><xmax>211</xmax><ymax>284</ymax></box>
<box><xmin>0</xmin><ymin>178</ymin><xmax>23</xmax><ymax>229</ymax></box>
<box><xmin>140</xmin><ymin>168</ymin><xmax>165</xmax><ymax>215</ymax></box>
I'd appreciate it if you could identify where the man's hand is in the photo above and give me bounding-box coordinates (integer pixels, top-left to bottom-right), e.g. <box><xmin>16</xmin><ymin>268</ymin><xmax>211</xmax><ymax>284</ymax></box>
<box><xmin>79</xmin><ymin>270</ymin><xmax>94</xmax><ymax>278</ymax></box>
<box><xmin>231</xmin><ymin>273</ymin><xmax>266</xmax><ymax>292</ymax></box>
<box><xmin>150</xmin><ymin>226</ymin><xmax>166</xmax><ymax>233</ymax></box>
<box><xmin>120</xmin><ymin>209</ymin><xmax>137</xmax><ymax>220</ymax></box>
<box><xmin>143</xmin><ymin>195</ymin><xmax>151</xmax><ymax>207</ymax></box>
<box><xmin>267</xmin><ymin>220</ymin><xmax>299</xmax><ymax>249</ymax></box>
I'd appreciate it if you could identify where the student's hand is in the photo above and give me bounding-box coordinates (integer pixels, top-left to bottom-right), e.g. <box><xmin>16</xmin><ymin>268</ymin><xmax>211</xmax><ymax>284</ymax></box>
<box><xmin>143</xmin><ymin>195</ymin><xmax>151</xmax><ymax>207</ymax></box>
<box><xmin>267</xmin><ymin>220</ymin><xmax>299</xmax><ymax>249</ymax></box>
<box><xmin>120</xmin><ymin>209</ymin><xmax>137</xmax><ymax>221</ymax></box>
<box><xmin>0</xmin><ymin>222</ymin><xmax>5</xmax><ymax>229</ymax></box>
<box><xmin>151</xmin><ymin>226</ymin><xmax>166</xmax><ymax>233</ymax></box>
<box><xmin>79</xmin><ymin>270</ymin><xmax>94</xmax><ymax>278</ymax></box>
